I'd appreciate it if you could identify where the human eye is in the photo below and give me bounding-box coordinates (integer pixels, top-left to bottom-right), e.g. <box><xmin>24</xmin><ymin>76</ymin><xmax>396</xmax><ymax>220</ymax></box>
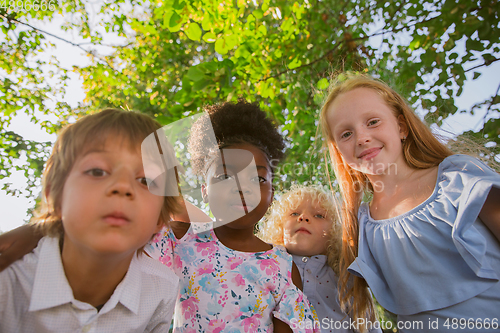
<box><xmin>138</xmin><ymin>177</ymin><xmax>156</xmax><ymax>187</ymax></box>
<box><xmin>252</xmin><ymin>176</ymin><xmax>267</xmax><ymax>184</ymax></box>
<box><xmin>314</xmin><ymin>213</ymin><xmax>325</xmax><ymax>219</ymax></box>
<box><xmin>290</xmin><ymin>212</ymin><xmax>299</xmax><ymax>216</ymax></box>
<box><xmin>215</xmin><ymin>173</ymin><xmax>233</xmax><ymax>181</ymax></box>
<box><xmin>340</xmin><ymin>131</ymin><xmax>352</xmax><ymax>139</ymax></box>
<box><xmin>368</xmin><ymin>119</ymin><xmax>380</xmax><ymax>126</ymax></box>
<box><xmin>85</xmin><ymin>168</ymin><xmax>108</xmax><ymax>177</ymax></box>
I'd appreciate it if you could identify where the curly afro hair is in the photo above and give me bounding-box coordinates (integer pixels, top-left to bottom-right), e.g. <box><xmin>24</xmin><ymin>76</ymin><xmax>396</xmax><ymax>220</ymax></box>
<box><xmin>189</xmin><ymin>100</ymin><xmax>286</xmax><ymax>176</ymax></box>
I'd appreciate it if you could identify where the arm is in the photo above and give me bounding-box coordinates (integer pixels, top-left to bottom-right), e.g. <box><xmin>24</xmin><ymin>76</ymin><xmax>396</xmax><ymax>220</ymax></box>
<box><xmin>273</xmin><ymin>318</ymin><xmax>294</xmax><ymax>333</ymax></box>
<box><xmin>0</xmin><ymin>224</ymin><xmax>42</xmax><ymax>272</ymax></box>
<box><xmin>479</xmin><ymin>186</ymin><xmax>500</xmax><ymax>241</ymax></box>
<box><xmin>291</xmin><ymin>262</ymin><xmax>303</xmax><ymax>291</ymax></box>
<box><xmin>170</xmin><ymin>198</ymin><xmax>212</xmax><ymax>239</ymax></box>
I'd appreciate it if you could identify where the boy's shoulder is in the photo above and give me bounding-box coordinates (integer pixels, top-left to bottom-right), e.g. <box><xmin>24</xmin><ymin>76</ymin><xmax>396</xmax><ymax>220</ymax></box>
<box><xmin>135</xmin><ymin>252</ymin><xmax>179</xmax><ymax>283</ymax></box>
<box><xmin>0</xmin><ymin>236</ymin><xmax>61</xmax><ymax>315</ymax></box>
<box><xmin>0</xmin><ymin>236</ymin><xmax>55</xmax><ymax>283</ymax></box>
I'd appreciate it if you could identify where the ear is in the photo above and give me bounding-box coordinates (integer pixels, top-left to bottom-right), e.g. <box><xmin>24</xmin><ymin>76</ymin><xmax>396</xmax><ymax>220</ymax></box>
<box><xmin>397</xmin><ymin>114</ymin><xmax>409</xmax><ymax>140</ymax></box>
<box><xmin>201</xmin><ymin>184</ymin><xmax>209</xmax><ymax>203</ymax></box>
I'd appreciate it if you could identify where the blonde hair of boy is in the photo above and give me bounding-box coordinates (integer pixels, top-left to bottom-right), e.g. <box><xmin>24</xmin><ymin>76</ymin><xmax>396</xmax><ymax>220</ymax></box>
<box><xmin>319</xmin><ymin>74</ymin><xmax>453</xmax><ymax>326</ymax></box>
<box><xmin>32</xmin><ymin>108</ymin><xmax>180</xmax><ymax>240</ymax></box>
<box><xmin>259</xmin><ymin>184</ymin><xmax>342</xmax><ymax>276</ymax></box>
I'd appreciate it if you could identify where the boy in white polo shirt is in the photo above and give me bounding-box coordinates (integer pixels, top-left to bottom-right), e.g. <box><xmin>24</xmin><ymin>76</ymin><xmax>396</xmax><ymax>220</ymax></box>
<box><xmin>0</xmin><ymin>109</ymin><xmax>179</xmax><ymax>332</ymax></box>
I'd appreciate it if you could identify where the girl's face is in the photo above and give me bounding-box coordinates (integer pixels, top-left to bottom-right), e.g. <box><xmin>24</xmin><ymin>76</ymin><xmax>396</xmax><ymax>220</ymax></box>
<box><xmin>202</xmin><ymin>143</ymin><xmax>273</xmax><ymax>230</ymax></box>
<box><xmin>326</xmin><ymin>87</ymin><xmax>407</xmax><ymax>176</ymax></box>
<box><xmin>283</xmin><ymin>198</ymin><xmax>331</xmax><ymax>256</ymax></box>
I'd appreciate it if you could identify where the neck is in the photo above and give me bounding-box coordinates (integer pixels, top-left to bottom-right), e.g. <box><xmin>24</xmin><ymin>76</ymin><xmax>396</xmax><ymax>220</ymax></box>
<box><xmin>214</xmin><ymin>223</ymin><xmax>270</xmax><ymax>252</ymax></box>
<box><xmin>61</xmin><ymin>240</ymin><xmax>134</xmax><ymax>307</ymax></box>
<box><xmin>366</xmin><ymin>160</ymin><xmax>415</xmax><ymax>199</ymax></box>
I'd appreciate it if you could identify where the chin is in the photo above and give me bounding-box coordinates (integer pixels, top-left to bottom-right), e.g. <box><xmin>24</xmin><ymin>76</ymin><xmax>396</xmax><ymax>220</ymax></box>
<box><xmin>287</xmin><ymin>247</ymin><xmax>313</xmax><ymax>257</ymax></box>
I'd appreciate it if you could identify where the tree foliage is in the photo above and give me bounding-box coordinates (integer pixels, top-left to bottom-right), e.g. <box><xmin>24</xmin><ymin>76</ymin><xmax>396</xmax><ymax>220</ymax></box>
<box><xmin>1</xmin><ymin>0</ymin><xmax>499</xmax><ymax>197</ymax></box>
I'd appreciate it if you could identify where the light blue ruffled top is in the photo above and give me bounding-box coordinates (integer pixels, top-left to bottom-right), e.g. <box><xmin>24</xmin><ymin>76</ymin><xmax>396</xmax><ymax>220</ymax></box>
<box><xmin>348</xmin><ymin>154</ymin><xmax>500</xmax><ymax>315</ymax></box>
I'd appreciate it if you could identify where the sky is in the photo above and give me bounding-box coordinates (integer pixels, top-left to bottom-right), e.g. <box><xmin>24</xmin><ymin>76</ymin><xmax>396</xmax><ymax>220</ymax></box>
<box><xmin>1</xmin><ymin>12</ymin><xmax>499</xmax><ymax>233</ymax></box>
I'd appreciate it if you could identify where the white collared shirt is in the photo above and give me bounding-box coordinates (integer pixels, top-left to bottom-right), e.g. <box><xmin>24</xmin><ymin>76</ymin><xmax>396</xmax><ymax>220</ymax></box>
<box><xmin>0</xmin><ymin>237</ymin><xmax>179</xmax><ymax>333</ymax></box>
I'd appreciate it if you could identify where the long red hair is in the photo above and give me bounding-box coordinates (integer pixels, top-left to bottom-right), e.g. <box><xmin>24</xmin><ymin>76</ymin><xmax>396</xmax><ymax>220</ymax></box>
<box><xmin>319</xmin><ymin>74</ymin><xmax>452</xmax><ymax>327</ymax></box>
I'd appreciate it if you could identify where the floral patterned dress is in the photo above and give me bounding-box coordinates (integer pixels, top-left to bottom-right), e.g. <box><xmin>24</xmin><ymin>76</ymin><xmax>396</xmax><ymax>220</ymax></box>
<box><xmin>146</xmin><ymin>223</ymin><xmax>320</xmax><ymax>333</ymax></box>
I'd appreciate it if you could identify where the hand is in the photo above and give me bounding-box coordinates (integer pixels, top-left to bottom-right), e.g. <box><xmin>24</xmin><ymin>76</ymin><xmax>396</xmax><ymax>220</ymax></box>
<box><xmin>0</xmin><ymin>224</ymin><xmax>42</xmax><ymax>272</ymax></box>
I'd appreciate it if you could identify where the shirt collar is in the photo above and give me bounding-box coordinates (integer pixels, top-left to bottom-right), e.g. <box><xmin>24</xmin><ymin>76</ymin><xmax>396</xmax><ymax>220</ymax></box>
<box><xmin>29</xmin><ymin>237</ymin><xmax>75</xmax><ymax>312</ymax></box>
<box><xmin>292</xmin><ymin>254</ymin><xmax>328</xmax><ymax>268</ymax></box>
<box><xmin>102</xmin><ymin>254</ymin><xmax>142</xmax><ymax>314</ymax></box>
<box><xmin>29</xmin><ymin>237</ymin><xmax>143</xmax><ymax>315</ymax></box>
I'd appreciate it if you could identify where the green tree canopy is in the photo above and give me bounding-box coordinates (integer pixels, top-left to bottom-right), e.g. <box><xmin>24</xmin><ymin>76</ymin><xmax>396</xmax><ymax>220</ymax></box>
<box><xmin>1</xmin><ymin>0</ymin><xmax>499</xmax><ymax>198</ymax></box>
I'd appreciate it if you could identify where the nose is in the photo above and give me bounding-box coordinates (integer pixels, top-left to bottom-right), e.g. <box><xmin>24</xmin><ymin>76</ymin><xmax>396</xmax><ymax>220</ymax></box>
<box><xmin>231</xmin><ymin>177</ymin><xmax>254</xmax><ymax>195</ymax></box>
<box><xmin>298</xmin><ymin>214</ymin><xmax>309</xmax><ymax>222</ymax></box>
<box><xmin>107</xmin><ymin>170</ymin><xmax>135</xmax><ymax>198</ymax></box>
<box><xmin>356</xmin><ymin>128</ymin><xmax>371</xmax><ymax>146</ymax></box>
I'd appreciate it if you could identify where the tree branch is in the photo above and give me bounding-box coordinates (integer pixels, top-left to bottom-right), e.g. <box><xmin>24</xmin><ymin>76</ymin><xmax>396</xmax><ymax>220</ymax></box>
<box><xmin>484</xmin><ymin>81</ymin><xmax>500</xmax><ymax>120</ymax></box>
<box><xmin>365</xmin><ymin>14</ymin><xmax>441</xmax><ymax>41</ymax></box>
<box><xmin>0</xmin><ymin>13</ymin><xmax>118</xmax><ymax>72</ymax></box>
<box><xmin>465</xmin><ymin>57</ymin><xmax>500</xmax><ymax>73</ymax></box>
<box><xmin>76</xmin><ymin>41</ymin><xmax>134</xmax><ymax>48</ymax></box>
<box><xmin>472</xmin><ymin>80</ymin><xmax>500</xmax><ymax>131</ymax></box>
<box><xmin>257</xmin><ymin>12</ymin><xmax>441</xmax><ymax>83</ymax></box>
<box><xmin>257</xmin><ymin>41</ymin><xmax>344</xmax><ymax>82</ymax></box>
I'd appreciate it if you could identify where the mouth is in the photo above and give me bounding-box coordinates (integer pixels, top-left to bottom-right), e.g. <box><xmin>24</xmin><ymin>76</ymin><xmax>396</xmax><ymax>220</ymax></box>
<box><xmin>230</xmin><ymin>203</ymin><xmax>255</xmax><ymax>213</ymax></box>
<box><xmin>103</xmin><ymin>212</ymin><xmax>130</xmax><ymax>226</ymax></box>
<box><xmin>295</xmin><ymin>227</ymin><xmax>311</xmax><ymax>234</ymax></box>
<box><xmin>358</xmin><ymin>147</ymin><xmax>382</xmax><ymax>160</ymax></box>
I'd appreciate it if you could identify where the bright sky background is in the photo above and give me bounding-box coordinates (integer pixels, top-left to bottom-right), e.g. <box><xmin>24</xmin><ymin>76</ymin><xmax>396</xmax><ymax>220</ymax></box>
<box><xmin>1</xmin><ymin>13</ymin><xmax>499</xmax><ymax>233</ymax></box>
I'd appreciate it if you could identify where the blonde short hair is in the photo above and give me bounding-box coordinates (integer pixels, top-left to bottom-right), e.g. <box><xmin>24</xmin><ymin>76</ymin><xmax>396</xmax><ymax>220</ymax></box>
<box><xmin>33</xmin><ymin>108</ymin><xmax>180</xmax><ymax>238</ymax></box>
<box><xmin>259</xmin><ymin>184</ymin><xmax>342</xmax><ymax>274</ymax></box>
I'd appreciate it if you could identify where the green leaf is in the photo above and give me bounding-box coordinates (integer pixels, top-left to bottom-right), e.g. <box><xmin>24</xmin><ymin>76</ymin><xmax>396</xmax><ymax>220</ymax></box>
<box><xmin>258</xmin><ymin>25</ymin><xmax>267</xmax><ymax>36</ymax></box>
<box><xmin>215</xmin><ymin>37</ymin><xmax>230</xmax><ymax>55</ymax></box>
<box><xmin>168</xmin><ymin>12</ymin><xmax>183</xmax><ymax>32</ymax></box>
<box><xmin>172</xmin><ymin>0</ymin><xmax>185</xmax><ymax>10</ymax></box>
<box><xmin>187</xmin><ymin>66</ymin><xmax>205</xmax><ymax>81</ymax></box>
<box><xmin>317</xmin><ymin>78</ymin><xmax>329</xmax><ymax>90</ymax></box>
<box><xmin>193</xmin><ymin>79</ymin><xmax>210</xmax><ymax>91</ymax></box>
<box><xmin>203</xmin><ymin>32</ymin><xmax>216</xmax><ymax>43</ymax></box>
<box><xmin>288</xmin><ymin>58</ymin><xmax>302</xmax><ymax>69</ymax></box>
<box><xmin>186</xmin><ymin>22</ymin><xmax>202</xmax><ymax>41</ymax></box>
<box><xmin>473</xmin><ymin>72</ymin><xmax>481</xmax><ymax>80</ymax></box>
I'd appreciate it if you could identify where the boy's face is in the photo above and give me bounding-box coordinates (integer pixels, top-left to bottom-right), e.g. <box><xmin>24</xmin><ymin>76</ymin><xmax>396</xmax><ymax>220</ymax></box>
<box><xmin>283</xmin><ymin>198</ymin><xmax>331</xmax><ymax>256</ymax></box>
<box><xmin>60</xmin><ymin>139</ymin><xmax>164</xmax><ymax>256</ymax></box>
<box><xmin>202</xmin><ymin>143</ymin><xmax>273</xmax><ymax>229</ymax></box>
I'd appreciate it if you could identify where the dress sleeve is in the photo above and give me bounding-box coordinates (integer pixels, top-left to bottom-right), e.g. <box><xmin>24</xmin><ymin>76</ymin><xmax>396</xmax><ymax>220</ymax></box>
<box><xmin>273</xmin><ymin>284</ymin><xmax>321</xmax><ymax>333</ymax></box>
<box><xmin>145</xmin><ymin>226</ymin><xmax>176</xmax><ymax>269</ymax></box>
<box><xmin>348</xmin><ymin>155</ymin><xmax>500</xmax><ymax>315</ymax></box>
<box><xmin>444</xmin><ymin>155</ymin><xmax>500</xmax><ymax>279</ymax></box>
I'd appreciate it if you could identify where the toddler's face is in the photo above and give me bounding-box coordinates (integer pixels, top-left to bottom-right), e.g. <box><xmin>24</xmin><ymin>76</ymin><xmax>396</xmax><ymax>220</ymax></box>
<box><xmin>283</xmin><ymin>199</ymin><xmax>331</xmax><ymax>256</ymax></box>
<box><xmin>60</xmin><ymin>139</ymin><xmax>165</xmax><ymax>256</ymax></box>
